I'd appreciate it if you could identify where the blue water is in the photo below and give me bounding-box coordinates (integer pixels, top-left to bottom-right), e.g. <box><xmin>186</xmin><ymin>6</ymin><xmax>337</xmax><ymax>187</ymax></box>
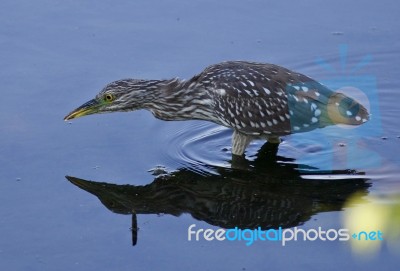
<box><xmin>1</xmin><ymin>0</ymin><xmax>399</xmax><ymax>270</ymax></box>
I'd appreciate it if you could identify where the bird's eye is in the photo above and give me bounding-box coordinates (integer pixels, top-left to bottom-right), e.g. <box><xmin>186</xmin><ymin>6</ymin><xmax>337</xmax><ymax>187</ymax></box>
<box><xmin>104</xmin><ymin>94</ymin><xmax>115</xmax><ymax>102</ymax></box>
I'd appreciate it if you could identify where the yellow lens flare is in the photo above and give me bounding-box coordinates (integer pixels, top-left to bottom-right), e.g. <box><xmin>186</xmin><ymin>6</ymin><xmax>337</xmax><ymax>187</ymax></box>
<box><xmin>343</xmin><ymin>192</ymin><xmax>400</xmax><ymax>258</ymax></box>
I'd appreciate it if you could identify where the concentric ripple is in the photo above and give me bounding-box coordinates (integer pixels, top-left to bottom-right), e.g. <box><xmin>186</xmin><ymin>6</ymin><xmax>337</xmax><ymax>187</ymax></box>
<box><xmin>158</xmin><ymin>120</ymin><xmax>376</xmax><ymax>176</ymax></box>
<box><xmin>162</xmin><ymin>121</ymin><xmax>340</xmax><ymax>174</ymax></box>
<box><xmin>165</xmin><ymin>121</ymin><xmax>233</xmax><ymax>173</ymax></box>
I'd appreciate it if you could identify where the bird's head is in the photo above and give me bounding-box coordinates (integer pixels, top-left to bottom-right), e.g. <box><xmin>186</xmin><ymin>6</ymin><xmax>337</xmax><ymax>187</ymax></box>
<box><xmin>64</xmin><ymin>79</ymin><xmax>160</xmax><ymax>121</ymax></box>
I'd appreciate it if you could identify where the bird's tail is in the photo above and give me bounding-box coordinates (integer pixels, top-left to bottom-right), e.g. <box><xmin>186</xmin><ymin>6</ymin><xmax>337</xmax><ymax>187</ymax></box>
<box><xmin>320</xmin><ymin>92</ymin><xmax>369</xmax><ymax>126</ymax></box>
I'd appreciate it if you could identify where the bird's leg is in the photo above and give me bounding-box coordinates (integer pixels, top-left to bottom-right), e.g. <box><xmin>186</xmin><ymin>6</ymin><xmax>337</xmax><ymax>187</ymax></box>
<box><xmin>267</xmin><ymin>136</ymin><xmax>281</xmax><ymax>144</ymax></box>
<box><xmin>232</xmin><ymin>130</ymin><xmax>253</xmax><ymax>156</ymax></box>
<box><xmin>231</xmin><ymin>154</ymin><xmax>250</xmax><ymax>170</ymax></box>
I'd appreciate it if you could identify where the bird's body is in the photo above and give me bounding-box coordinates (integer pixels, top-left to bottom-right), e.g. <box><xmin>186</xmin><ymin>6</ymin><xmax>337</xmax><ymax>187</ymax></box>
<box><xmin>65</xmin><ymin>61</ymin><xmax>369</xmax><ymax>156</ymax></box>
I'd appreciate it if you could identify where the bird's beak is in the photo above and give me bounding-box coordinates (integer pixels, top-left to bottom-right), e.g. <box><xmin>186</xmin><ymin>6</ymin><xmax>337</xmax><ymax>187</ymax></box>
<box><xmin>64</xmin><ymin>99</ymin><xmax>100</xmax><ymax>121</ymax></box>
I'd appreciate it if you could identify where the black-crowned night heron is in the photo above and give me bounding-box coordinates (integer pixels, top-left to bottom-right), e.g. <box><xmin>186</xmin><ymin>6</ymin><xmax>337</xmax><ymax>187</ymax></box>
<box><xmin>64</xmin><ymin>61</ymin><xmax>369</xmax><ymax>156</ymax></box>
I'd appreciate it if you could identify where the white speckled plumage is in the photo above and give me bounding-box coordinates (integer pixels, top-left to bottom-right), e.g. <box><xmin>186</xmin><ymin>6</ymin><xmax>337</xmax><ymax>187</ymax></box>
<box><xmin>65</xmin><ymin>61</ymin><xmax>370</xmax><ymax>156</ymax></box>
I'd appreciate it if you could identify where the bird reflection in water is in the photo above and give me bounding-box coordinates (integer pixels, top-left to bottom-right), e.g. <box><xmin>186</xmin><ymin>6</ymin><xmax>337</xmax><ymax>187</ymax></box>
<box><xmin>66</xmin><ymin>143</ymin><xmax>370</xmax><ymax>246</ymax></box>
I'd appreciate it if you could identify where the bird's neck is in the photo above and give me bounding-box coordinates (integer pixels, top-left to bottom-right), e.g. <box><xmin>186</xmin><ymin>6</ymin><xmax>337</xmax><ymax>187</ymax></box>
<box><xmin>144</xmin><ymin>79</ymin><xmax>216</xmax><ymax>122</ymax></box>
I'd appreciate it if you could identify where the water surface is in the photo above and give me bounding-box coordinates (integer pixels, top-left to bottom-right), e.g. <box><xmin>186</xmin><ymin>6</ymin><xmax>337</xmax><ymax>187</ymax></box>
<box><xmin>1</xmin><ymin>0</ymin><xmax>399</xmax><ymax>270</ymax></box>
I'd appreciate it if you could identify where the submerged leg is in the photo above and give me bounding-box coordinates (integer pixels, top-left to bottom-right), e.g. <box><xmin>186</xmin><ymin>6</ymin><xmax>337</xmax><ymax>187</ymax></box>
<box><xmin>257</xmin><ymin>141</ymin><xmax>280</xmax><ymax>161</ymax></box>
<box><xmin>232</xmin><ymin>130</ymin><xmax>253</xmax><ymax>156</ymax></box>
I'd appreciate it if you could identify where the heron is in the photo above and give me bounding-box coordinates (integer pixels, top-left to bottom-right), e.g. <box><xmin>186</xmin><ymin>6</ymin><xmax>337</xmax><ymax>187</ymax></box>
<box><xmin>64</xmin><ymin>61</ymin><xmax>369</xmax><ymax>156</ymax></box>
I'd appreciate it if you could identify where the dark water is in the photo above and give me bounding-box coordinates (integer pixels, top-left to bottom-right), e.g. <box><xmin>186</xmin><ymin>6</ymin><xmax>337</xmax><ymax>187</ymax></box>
<box><xmin>1</xmin><ymin>0</ymin><xmax>400</xmax><ymax>270</ymax></box>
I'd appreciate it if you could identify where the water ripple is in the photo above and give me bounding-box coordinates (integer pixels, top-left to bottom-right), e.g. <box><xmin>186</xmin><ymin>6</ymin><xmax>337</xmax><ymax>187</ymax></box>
<box><xmin>165</xmin><ymin>121</ymin><xmax>232</xmax><ymax>173</ymax></box>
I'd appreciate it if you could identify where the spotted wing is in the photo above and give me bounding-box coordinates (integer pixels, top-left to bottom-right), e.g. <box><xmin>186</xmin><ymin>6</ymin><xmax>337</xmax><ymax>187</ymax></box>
<box><xmin>193</xmin><ymin>61</ymin><xmax>332</xmax><ymax>136</ymax></box>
